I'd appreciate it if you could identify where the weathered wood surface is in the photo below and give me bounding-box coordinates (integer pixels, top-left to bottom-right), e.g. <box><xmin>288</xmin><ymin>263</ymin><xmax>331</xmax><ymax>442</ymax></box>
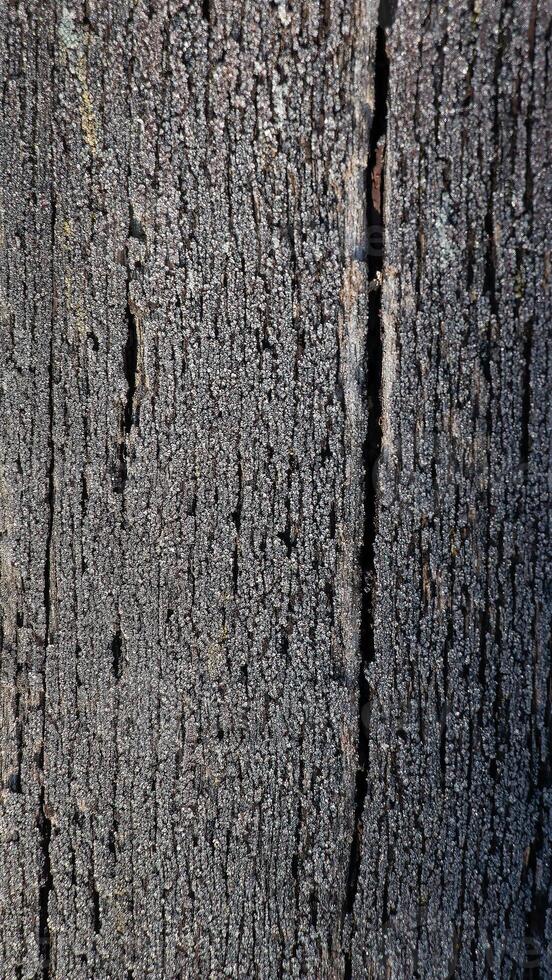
<box><xmin>353</xmin><ymin>2</ymin><xmax>552</xmax><ymax>978</ymax></box>
<box><xmin>0</xmin><ymin>1</ymin><xmax>550</xmax><ymax>978</ymax></box>
<box><xmin>352</xmin><ymin>2</ymin><xmax>552</xmax><ymax>976</ymax></box>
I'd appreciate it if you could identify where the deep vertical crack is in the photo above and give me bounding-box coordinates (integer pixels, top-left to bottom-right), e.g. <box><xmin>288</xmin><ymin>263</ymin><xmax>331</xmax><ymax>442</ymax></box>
<box><xmin>344</xmin><ymin>15</ymin><xmax>389</xmax><ymax>953</ymax></box>
<box><xmin>35</xmin><ymin>6</ymin><xmax>59</xmax><ymax>965</ymax></box>
<box><xmin>123</xmin><ymin>302</ymin><xmax>138</xmax><ymax>436</ymax></box>
<box><xmin>37</xmin><ymin>783</ymin><xmax>53</xmax><ymax>979</ymax></box>
<box><xmin>38</xmin><ymin>211</ymin><xmax>56</xmax><ymax>979</ymax></box>
<box><xmin>111</xmin><ymin>629</ymin><xmax>123</xmax><ymax>681</ymax></box>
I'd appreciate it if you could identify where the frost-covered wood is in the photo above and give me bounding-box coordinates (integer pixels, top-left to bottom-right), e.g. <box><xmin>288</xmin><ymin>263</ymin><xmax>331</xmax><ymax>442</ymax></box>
<box><xmin>0</xmin><ymin>1</ymin><xmax>550</xmax><ymax>979</ymax></box>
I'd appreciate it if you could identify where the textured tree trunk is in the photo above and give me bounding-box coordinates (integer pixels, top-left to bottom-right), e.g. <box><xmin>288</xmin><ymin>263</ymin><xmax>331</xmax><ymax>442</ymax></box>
<box><xmin>0</xmin><ymin>1</ymin><xmax>550</xmax><ymax>978</ymax></box>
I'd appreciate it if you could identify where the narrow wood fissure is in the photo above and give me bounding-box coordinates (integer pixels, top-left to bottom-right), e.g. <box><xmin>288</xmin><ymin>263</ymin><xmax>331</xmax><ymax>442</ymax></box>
<box><xmin>123</xmin><ymin>303</ymin><xmax>138</xmax><ymax>436</ymax></box>
<box><xmin>38</xmin><ymin>286</ymin><xmax>55</xmax><ymax>980</ymax></box>
<box><xmin>37</xmin><ymin>792</ymin><xmax>53</xmax><ymax>980</ymax></box>
<box><xmin>111</xmin><ymin>629</ymin><xmax>123</xmax><ymax>682</ymax></box>
<box><xmin>344</xmin><ymin>14</ymin><xmax>389</xmax><ymax>955</ymax></box>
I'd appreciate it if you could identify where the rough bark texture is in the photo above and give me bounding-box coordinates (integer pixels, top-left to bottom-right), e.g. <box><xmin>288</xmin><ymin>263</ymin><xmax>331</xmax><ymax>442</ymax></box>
<box><xmin>0</xmin><ymin>1</ymin><xmax>550</xmax><ymax>979</ymax></box>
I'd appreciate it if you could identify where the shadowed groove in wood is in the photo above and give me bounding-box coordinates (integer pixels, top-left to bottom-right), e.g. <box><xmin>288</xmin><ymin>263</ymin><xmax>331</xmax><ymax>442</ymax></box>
<box><xmin>344</xmin><ymin>13</ymin><xmax>389</xmax><ymax>950</ymax></box>
<box><xmin>37</xmin><ymin>147</ymin><xmax>57</xmax><ymax>980</ymax></box>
